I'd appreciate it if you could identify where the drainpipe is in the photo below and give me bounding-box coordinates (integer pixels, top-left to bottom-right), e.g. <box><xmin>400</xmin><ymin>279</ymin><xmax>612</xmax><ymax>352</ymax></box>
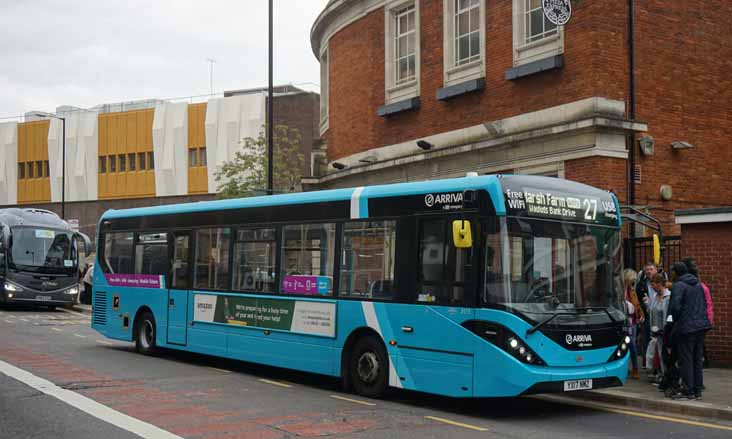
<box><xmin>627</xmin><ymin>0</ymin><xmax>637</xmax><ymax>253</ymax></box>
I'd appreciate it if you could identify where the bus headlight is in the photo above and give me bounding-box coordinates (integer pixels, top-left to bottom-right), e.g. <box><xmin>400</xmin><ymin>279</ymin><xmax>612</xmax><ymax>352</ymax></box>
<box><xmin>4</xmin><ymin>281</ymin><xmax>22</xmax><ymax>292</ymax></box>
<box><xmin>463</xmin><ymin>320</ymin><xmax>546</xmax><ymax>366</ymax></box>
<box><xmin>608</xmin><ymin>334</ymin><xmax>630</xmax><ymax>362</ymax></box>
<box><xmin>65</xmin><ymin>286</ymin><xmax>79</xmax><ymax>295</ymax></box>
<box><xmin>624</xmin><ymin>336</ymin><xmax>631</xmax><ymax>344</ymax></box>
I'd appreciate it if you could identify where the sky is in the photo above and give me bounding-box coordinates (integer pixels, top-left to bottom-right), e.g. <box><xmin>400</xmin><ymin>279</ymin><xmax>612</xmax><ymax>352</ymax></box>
<box><xmin>0</xmin><ymin>0</ymin><xmax>330</xmax><ymax>119</ymax></box>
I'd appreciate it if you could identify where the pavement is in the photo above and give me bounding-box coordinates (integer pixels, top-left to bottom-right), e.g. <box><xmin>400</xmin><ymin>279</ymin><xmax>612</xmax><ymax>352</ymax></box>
<box><xmin>561</xmin><ymin>366</ymin><xmax>732</xmax><ymax>422</ymax></box>
<box><xmin>67</xmin><ymin>302</ymin><xmax>732</xmax><ymax>423</ymax></box>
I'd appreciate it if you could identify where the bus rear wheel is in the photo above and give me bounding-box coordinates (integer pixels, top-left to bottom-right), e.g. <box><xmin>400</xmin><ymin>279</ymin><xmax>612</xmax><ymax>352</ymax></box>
<box><xmin>135</xmin><ymin>311</ymin><xmax>157</xmax><ymax>355</ymax></box>
<box><xmin>349</xmin><ymin>335</ymin><xmax>388</xmax><ymax>398</ymax></box>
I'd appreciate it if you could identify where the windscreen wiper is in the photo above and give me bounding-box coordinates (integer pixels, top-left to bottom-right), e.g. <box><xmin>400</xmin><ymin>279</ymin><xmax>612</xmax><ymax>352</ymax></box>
<box><xmin>574</xmin><ymin>306</ymin><xmax>617</xmax><ymax>323</ymax></box>
<box><xmin>526</xmin><ymin>312</ymin><xmax>573</xmax><ymax>335</ymax></box>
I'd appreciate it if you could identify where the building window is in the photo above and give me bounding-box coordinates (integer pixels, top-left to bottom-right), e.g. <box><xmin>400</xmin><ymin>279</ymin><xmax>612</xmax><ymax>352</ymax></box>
<box><xmin>454</xmin><ymin>0</ymin><xmax>481</xmax><ymax>66</ymax></box>
<box><xmin>199</xmin><ymin>147</ymin><xmax>207</xmax><ymax>166</ymax></box>
<box><xmin>340</xmin><ymin>221</ymin><xmax>397</xmax><ymax>300</ymax></box>
<box><xmin>385</xmin><ymin>1</ymin><xmax>420</xmax><ymax>104</ymax></box>
<box><xmin>443</xmin><ymin>0</ymin><xmax>485</xmax><ymax>86</ymax></box>
<box><xmin>319</xmin><ymin>47</ymin><xmax>329</xmax><ymax>134</ymax></box>
<box><xmin>128</xmin><ymin>153</ymin><xmax>136</xmax><ymax>171</ymax></box>
<box><xmin>189</xmin><ymin>149</ymin><xmax>198</xmax><ymax>167</ymax></box>
<box><xmin>138</xmin><ymin>152</ymin><xmax>146</xmax><ymax>170</ymax></box>
<box><xmin>118</xmin><ymin>154</ymin><xmax>126</xmax><ymax>172</ymax></box>
<box><xmin>44</xmin><ymin>160</ymin><xmax>49</xmax><ymax>177</ymax></box>
<box><xmin>524</xmin><ymin>0</ymin><xmax>557</xmax><ymax>43</ymax></box>
<box><xmin>512</xmin><ymin>0</ymin><xmax>564</xmax><ymax>66</ymax></box>
<box><xmin>18</xmin><ymin>163</ymin><xmax>25</xmax><ymax>179</ymax></box>
<box><xmin>148</xmin><ymin>152</ymin><xmax>155</xmax><ymax>170</ymax></box>
<box><xmin>27</xmin><ymin>162</ymin><xmax>34</xmax><ymax>179</ymax></box>
<box><xmin>99</xmin><ymin>156</ymin><xmax>107</xmax><ymax>174</ymax></box>
<box><xmin>36</xmin><ymin>161</ymin><xmax>43</xmax><ymax>178</ymax></box>
<box><xmin>109</xmin><ymin>155</ymin><xmax>117</xmax><ymax>173</ymax></box>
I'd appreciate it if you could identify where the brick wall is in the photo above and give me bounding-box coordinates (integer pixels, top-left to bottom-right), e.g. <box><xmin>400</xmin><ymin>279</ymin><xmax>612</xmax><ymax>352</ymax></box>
<box><xmin>321</xmin><ymin>0</ymin><xmax>732</xmax><ymax>231</ymax></box>
<box><xmin>273</xmin><ymin>92</ymin><xmax>320</xmax><ymax>178</ymax></box>
<box><xmin>681</xmin><ymin>222</ymin><xmax>732</xmax><ymax>366</ymax></box>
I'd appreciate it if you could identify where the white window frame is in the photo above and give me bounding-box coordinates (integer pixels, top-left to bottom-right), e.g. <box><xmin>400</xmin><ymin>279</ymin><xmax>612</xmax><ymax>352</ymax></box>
<box><xmin>443</xmin><ymin>0</ymin><xmax>485</xmax><ymax>87</ymax></box>
<box><xmin>515</xmin><ymin>162</ymin><xmax>565</xmax><ymax>178</ymax></box>
<box><xmin>512</xmin><ymin>0</ymin><xmax>564</xmax><ymax>67</ymax></box>
<box><xmin>385</xmin><ymin>0</ymin><xmax>420</xmax><ymax>104</ymax></box>
<box><xmin>320</xmin><ymin>45</ymin><xmax>330</xmax><ymax>134</ymax></box>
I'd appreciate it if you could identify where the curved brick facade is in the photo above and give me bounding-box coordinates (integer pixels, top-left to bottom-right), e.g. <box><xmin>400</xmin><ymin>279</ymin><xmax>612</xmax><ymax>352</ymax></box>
<box><xmin>311</xmin><ymin>0</ymin><xmax>732</xmax><ymax>234</ymax></box>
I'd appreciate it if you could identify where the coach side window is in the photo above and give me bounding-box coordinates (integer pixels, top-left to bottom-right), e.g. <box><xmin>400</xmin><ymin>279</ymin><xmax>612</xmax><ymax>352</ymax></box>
<box><xmin>102</xmin><ymin>232</ymin><xmax>134</xmax><ymax>274</ymax></box>
<box><xmin>281</xmin><ymin>223</ymin><xmax>335</xmax><ymax>296</ymax></box>
<box><xmin>233</xmin><ymin>228</ymin><xmax>276</xmax><ymax>293</ymax></box>
<box><xmin>194</xmin><ymin>228</ymin><xmax>231</xmax><ymax>290</ymax></box>
<box><xmin>134</xmin><ymin>233</ymin><xmax>168</xmax><ymax>276</ymax></box>
<box><xmin>340</xmin><ymin>221</ymin><xmax>397</xmax><ymax>300</ymax></box>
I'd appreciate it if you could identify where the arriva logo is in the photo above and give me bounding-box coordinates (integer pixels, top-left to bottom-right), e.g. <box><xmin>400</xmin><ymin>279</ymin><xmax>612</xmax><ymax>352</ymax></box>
<box><xmin>565</xmin><ymin>334</ymin><xmax>593</xmax><ymax>345</ymax></box>
<box><xmin>425</xmin><ymin>192</ymin><xmax>463</xmax><ymax>207</ymax></box>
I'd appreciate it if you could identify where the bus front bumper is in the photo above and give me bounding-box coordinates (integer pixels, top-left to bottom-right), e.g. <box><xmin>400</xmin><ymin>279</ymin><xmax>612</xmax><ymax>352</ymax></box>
<box><xmin>473</xmin><ymin>349</ymin><xmax>629</xmax><ymax>397</ymax></box>
<box><xmin>2</xmin><ymin>290</ymin><xmax>77</xmax><ymax>307</ymax></box>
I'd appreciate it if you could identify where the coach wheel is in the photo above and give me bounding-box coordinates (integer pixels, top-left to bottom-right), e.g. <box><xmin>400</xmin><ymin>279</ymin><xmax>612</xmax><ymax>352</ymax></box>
<box><xmin>135</xmin><ymin>310</ymin><xmax>157</xmax><ymax>355</ymax></box>
<box><xmin>349</xmin><ymin>335</ymin><xmax>388</xmax><ymax>398</ymax></box>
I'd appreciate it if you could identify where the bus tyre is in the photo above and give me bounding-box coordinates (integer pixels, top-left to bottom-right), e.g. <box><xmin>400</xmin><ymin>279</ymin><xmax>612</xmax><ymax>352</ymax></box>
<box><xmin>350</xmin><ymin>336</ymin><xmax>388</xmax><ymax>398</ymax></box>
<box><xmin>135</xmin><ymin>311</ymin><xmax>158</xmax><ymax>355</ymax></box>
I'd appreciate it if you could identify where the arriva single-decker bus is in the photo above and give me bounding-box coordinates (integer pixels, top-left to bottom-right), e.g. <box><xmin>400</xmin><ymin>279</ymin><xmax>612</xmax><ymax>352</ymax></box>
<box><xmin>91</xmin><ymin>174</ymin><xmax>630</xmax><ymax>398</ymax></box>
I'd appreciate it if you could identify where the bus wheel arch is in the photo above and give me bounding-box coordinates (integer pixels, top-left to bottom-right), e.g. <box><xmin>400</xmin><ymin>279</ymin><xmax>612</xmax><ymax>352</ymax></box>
<box><xmin>341</xmin><ymin>327</ymin><xmax>389</xmax><ymax>398</ymax></box>
<box><xmin>133</xmin><ymin>306</ymin><xmax>157</xmax><ymax>355</ymax></box>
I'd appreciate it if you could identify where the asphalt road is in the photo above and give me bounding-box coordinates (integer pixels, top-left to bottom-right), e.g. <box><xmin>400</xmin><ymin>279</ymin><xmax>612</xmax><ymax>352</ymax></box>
<box><xmin>1</xmin><ymin>305</ymin><xmax>730</xmax><ymax>439</ymax></box>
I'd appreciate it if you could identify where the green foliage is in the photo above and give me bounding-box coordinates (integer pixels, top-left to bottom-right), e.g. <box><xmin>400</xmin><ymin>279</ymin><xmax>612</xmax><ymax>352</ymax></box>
<box><xmin>215</xmin><ymin>125</ymin><xmax>305</xmax><ymax>199</ymax></box>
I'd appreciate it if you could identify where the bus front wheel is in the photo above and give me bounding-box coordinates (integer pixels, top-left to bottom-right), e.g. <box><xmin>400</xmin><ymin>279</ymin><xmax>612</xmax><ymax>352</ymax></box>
<box><xmin>349</xmin><ymin>336</ymin><xmax>388</xmax><ymax>398</ymax></box>
<box><xmin>135</xmin><ymin>310</ymin><xmax>157</xmax><ymax>355</ymax></box>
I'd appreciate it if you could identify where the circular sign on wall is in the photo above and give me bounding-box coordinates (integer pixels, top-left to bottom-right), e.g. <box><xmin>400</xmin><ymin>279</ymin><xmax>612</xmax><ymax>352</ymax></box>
<box><xmin>543</xmin><ymin>0</ymin><xmax>572</xmax><ymax>26</ymax></box>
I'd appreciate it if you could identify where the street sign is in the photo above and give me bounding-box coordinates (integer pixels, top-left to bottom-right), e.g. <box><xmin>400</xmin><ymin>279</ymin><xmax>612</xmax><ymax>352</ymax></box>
<box><xmin>543</xmin><ymin>0</ymin><xmax>572</xmax><ymax>26</ymax></box>
<box><xmin>69</xmin><ymin>218</ymin><xmax>80</xmax><ymax>231</ymax></box>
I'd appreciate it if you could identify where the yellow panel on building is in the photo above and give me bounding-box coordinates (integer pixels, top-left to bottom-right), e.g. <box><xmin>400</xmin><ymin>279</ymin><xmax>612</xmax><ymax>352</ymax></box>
<box><xmin>16</xmin><ymin>120</ymin><xmax>51</xmax><ymax>204</ymax></box>
<box><xmin>187</xmin><ymin>103</ymin><xmax>208</xmax><ymax>194</ymax></box>
<box><xmin>98</xmin><ymin>109</ymin><xmax>156</xmax><ymax>200</ymax></box>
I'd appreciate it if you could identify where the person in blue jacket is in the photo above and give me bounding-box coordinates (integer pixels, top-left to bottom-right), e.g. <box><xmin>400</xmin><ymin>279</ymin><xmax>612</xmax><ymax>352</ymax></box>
<box><xmin>667</xmin><ymin>262</ymin><xmax>712</xmax><ymax>400</ymax></box>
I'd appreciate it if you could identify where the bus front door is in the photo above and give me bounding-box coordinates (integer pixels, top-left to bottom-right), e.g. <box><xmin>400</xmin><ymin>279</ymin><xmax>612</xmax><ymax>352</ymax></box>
<box><xmin>167</xmin><ymin>232</ymin><xmax>192</xmax><ymax>346</ymax></box>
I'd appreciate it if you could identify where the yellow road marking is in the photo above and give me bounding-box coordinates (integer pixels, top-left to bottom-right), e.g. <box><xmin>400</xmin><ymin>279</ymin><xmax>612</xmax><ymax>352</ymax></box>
<box><xmin>3</xmin><ymin>319</ymin><xmax>13</xmax><ymax>324</ymax></box>
<box><xmin>51</xmin><ymin>327</ymin><xmax>62</xmax><ymax>332</ymax></box>
<box><xmin>258</xmin><ymin>378</ymin><xmax>292</xmax><ymax>388</ymax></box>
<box><xmin>542</xmin><ymin>396</ymin><xmax>732</xmax><ymax>432</ymax></box>
<box><xmin>74</xmin><ymin>333</ymin><xmax>86</xmax><ymax>338</ymax></box>
<box><xmin>208</xmin><ymin>367</ymin><xmax>231</xmax><ymax>374</ymax></box>
<box><xmin>425</xmin><ymin>416</ymin><xmax>489</xmax><ymax>432</ymax></box>
<box><xmin>329</xmin><ymin>394</ymin><xmax>376</xmax><ymax>406</ymax></box>
<box><xmin>19</xmin><ymin>318</ymin><xmax>29</xmax><ymax>322</ymax></box>
<box><xmin>96</xmin><ymin>340</ymin><xmax>114</xmax><ymax>345</ymax></box>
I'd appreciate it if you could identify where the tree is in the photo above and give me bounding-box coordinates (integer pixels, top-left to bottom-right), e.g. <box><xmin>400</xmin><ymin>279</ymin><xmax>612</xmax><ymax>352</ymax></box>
<box><xmin>215</xmin><ymin>125</ymin><xmax>305</xmax><ymax>199</ymax></box>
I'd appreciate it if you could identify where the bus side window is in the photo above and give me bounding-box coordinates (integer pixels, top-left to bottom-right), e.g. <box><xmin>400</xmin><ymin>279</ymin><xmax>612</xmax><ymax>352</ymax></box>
<box><xmin>416</xmin><ymin>218</ymin><xmax>474</xmax><ymax>306</ymax></box>
<box><xmin>102</xmin><ymin>232</ymin><xmax>134</xmax><ymax>274</ymax></box>
<box><xmin>134</xmin><ymin>233</ymin><xmax>168</xmax><ymax>276</ymax></box>
<box><xmin>281</xmin><ymin>223</ymin><xmax>336</xmax><ymax>296</ymax></box>
<box><xmin>339</xmin><ymin>220</ymin><xmax>397</xmax><ymax>300</ymax></box>
<box><xmin>171</xmin><ymin>234</ymin><xmax>191</xmax><ymax>290</ymax></box>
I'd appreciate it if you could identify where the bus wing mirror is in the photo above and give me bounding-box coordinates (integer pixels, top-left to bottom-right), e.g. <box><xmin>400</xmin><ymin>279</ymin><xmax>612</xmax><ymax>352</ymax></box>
<box><xmin>75</xmin><ymin>232</ymin><xmax>92</xmax><ymax>256</ymax></box>
<box><xmin>652</xmin><ymin>234</ymin><xmax>661</xmax><ymax>266</ymax></box>
<box><xmin>452</xmin><ymin>220</ymin><xmax>473</xmax><ymax>248</ymax></box>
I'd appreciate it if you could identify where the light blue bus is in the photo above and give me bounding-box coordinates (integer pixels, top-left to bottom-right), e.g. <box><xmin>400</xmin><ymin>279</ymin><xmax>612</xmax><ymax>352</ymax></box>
<box><xmin>91</xmin><ymin>175</ymin><xmax>630</xmax><ymax>397</ymax></box>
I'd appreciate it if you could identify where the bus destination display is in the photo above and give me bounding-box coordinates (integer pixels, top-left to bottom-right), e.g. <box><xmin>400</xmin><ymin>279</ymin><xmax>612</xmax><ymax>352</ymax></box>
<box><xmin>505</xmin><ymin>186</ymin><xmax>618</xmax><ymax>226</ymax></box>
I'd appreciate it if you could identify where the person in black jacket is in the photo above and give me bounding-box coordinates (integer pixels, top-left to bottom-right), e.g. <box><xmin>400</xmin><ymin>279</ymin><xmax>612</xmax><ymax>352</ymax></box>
<box><xmin>667</xmin><ymin>262</ymin><xmax>712</xmax><ymax>400</ymax></box>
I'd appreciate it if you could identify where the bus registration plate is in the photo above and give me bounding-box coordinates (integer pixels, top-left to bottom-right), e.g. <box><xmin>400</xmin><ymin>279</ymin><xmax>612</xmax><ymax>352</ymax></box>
<box><xmin>35</xmin><ymin>295</ymin><xmax>52</xmax><ymax>301</ymax></box>
<box><xmin>563</xmin><ymin>379</ymin><xmax>592</xmax><ymax>392</ymax></box>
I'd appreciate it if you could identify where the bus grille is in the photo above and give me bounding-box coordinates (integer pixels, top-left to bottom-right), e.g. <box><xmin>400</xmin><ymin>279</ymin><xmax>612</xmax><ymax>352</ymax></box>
<box><xmin>93</xmin><ymin>292</ymin><xmax>107</xmax><ymax>325</ymax></box>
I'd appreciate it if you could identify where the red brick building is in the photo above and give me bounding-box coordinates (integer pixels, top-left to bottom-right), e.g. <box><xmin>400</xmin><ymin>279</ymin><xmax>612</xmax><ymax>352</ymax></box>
<box><xmin>306</xmin><ymin>0</ymin><xmax>732</xmax><ymax>236</ymax></box>
<box><xmin>677</xmin><ymin>208</ymin><xmax>732</xmax><ymax>366</ymax></box>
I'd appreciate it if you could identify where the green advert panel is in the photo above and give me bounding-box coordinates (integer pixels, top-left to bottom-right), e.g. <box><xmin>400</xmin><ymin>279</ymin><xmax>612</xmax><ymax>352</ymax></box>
<box><xmin>193</xmin><ymin>294</ymin><xmax>336</xmax><ymax>337</ymax></box>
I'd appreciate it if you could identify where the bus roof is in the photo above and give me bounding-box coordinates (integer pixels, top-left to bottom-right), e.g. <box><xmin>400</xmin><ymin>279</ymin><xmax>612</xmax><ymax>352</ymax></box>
<box><xmin>101</xmin><ymin>175</ymin><xmax>507</xmax><ymax>220</ymax></box>
<box><xmin>100</xmin><ymin>174</ymin><xmax>621</xmax><ymax>227</ymax></box>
